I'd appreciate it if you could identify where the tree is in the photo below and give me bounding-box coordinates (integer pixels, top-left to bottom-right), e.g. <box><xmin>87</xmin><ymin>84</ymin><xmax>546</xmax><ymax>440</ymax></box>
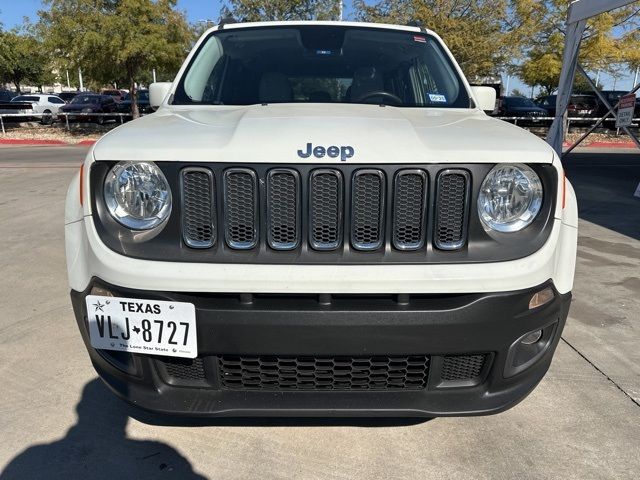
<box><xmin>354</xmin><ymin>0</ymin><xmax>542</xmax><ymax>80</ymax></box>
<box><xmin>39</xmin><ymin>0</ymin><xmax>192</xmax><ymax>117</ymax></box>
<box><xmin>221</xmin><ymin>0</ymin><xmax>340</xmax><ymax>22</ymax></box>
<box><xmin>620</xmin><ymin>29</ymin><xmax>640</xmax><ymax>82</ymax></box>
<box><xmin>0</xmin><ymin>29</ymin><xmax>52</xmax><ymax>93</ymax></box>
<box><xmin>517</xmin><ymin>1</ymin><xmax>639</xmax><ymax>95</ymax></box>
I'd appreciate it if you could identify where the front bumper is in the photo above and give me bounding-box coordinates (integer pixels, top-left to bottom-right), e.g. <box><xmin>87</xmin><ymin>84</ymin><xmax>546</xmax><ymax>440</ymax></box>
<box><xmin>71</xmin><ymin>279</ymin><xmax>571</xmax><ymax>417</ymax></box>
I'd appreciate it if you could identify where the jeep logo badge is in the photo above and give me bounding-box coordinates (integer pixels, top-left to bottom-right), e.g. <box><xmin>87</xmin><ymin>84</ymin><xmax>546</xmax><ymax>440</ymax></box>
<box><xmin>297</xmin><ymin>143</ymin><xmax>354</xmax><ymax>161</ymax></box>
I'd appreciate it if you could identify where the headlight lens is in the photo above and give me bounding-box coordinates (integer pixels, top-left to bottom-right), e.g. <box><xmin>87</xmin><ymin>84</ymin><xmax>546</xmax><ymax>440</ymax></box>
<box><xmin>104</xmin><ymin>161</ymin><xmax>172</xmax><ymax>230</ymax></box>
<box><xmin>477</xmin><ymin>164</ymin><xmax>543</xmax><ymax>232</ymax></box>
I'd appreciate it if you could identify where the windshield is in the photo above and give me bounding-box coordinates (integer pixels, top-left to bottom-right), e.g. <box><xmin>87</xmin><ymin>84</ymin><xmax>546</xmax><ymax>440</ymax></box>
<box><xmin>505</xmin><ymin>97</ymin><xmax>536</xmax><ymax>107</ymax></box>
<box><xmin>71</xmin><ymin>95</ymin><xmax>99</xmax><ymax>104</ymax></box>
<box><xmin>173</xmin><ymin>26</ymin><xmax>470</xmax><ymax>108</ymax></box>
<box><xmin>12</xmin><ymin>96</ymin><xmax>39</xmax><ymax>102</ymax></box>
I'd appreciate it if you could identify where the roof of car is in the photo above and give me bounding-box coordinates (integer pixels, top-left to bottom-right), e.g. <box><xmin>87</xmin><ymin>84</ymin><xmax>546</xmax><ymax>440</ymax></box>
<box><xmin>207</xmin><ymin>20</ymin><xmax>434</xmax><ymax>36</ymax></box>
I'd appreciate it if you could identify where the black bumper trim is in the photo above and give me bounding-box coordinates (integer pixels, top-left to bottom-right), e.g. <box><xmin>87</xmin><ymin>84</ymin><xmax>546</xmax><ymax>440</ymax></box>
<box><xmin>71</xmin><ymin>279</ymin><xmax>571</xmax><ymax>417</ymax></box>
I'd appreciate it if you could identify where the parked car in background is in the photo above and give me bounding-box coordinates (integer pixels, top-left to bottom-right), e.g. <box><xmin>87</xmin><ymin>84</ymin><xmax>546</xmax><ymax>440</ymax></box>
<box><xmin>0</xmin><ymin>93</ymin><xmax>65</xmax><ymax>124</ymax></box>
<box><xmin>536</xmin><ymin>94</ymin><xmax>598</xmax><ymax>119</ymax></box>
<box><xmin>58</xmin><ymin>91</ymin><xmax>81</xmax><ymax>103</ymax></box>
<box><xmin>102</xmin><ymin>89</ymin><xmax>127</xmax><ymax>102</ymax></box>
<box><xmin>0</xmin><ymin>90</ymin><xmax>17</xmax><ymax>102</ymax></box>
<box><xmin>496</xmin><ymin>96</ymin><xmax>548</xmax><ymax>125</ymax></box>
<box><xmin>116</xmin><ymin>89</ymin><xmax>152</xmax><ymax>118</ymax></box>
<box><xmin>59</xmin><ymin>94</ymin><xmax>118</xmax><ymax>124</ymax></box>
<box><xmin>594</xmin><ymin>90</ymin><xmax>640</xmax><ymax>120</ymax></box>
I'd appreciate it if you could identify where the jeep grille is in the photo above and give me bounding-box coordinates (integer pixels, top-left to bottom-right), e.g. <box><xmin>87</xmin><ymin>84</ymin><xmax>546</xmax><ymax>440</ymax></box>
<box><xmin>181</xmin><ymin>166</ymin><xmax>470</xmax><ymax>254</ymax></box>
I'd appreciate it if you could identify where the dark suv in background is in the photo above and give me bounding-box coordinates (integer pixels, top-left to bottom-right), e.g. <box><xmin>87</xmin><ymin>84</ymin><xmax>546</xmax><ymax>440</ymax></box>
<box><xmin>59</xmin><ymin>94</ymin><xmax>118</xmax><ymax>124</ymax></box>
<box><xmin>496</xmin><ymin>96</ymin><xmax>549</xmax><ymax>125</ymax></box>
<box><xmin>116</xmin><ymin>90</ymin><xmax>152</xmax><ymax>118</ymax></box>
<box><xmin>0</xmin><ymin>90</ymin><xmax>17</xmax><ymax>102</ymax></box>
<box><xmin>536</xmin><ymin>94</ymin><xmax>598</xmax><ymax>121</ymax></box>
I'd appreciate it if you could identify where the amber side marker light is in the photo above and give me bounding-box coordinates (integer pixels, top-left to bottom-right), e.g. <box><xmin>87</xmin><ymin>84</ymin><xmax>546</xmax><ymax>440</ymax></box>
<box><xmin>529</xmin><ymin>286</ymin><xmax>555</xmax><ymax>310</ymax></box>
<box><xmin>90</xmin><ymin>286</ymin><xmax>114</xmax><ymax>297</ymax></box>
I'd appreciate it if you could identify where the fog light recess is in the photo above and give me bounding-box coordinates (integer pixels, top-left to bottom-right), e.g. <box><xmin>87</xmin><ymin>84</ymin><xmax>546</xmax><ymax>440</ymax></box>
<box><xmin>504</xmin><ymin>322</ymin><xmax>558</xmax><ymax>378</ymax></box>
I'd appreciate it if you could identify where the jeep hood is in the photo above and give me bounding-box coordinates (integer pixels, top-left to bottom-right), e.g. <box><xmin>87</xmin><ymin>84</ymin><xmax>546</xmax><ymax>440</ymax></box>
<box><xmin>93</xmin><ymin>103</ymin><xmax>555</xmax><ymax>164</ymax></box>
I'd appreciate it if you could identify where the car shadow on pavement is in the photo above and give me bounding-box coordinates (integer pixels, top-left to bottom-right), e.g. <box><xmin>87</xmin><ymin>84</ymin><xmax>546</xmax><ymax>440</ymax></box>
<box><xmin>564</xmin><ymin>151</ymin><xmax>640</xmax><ymax>240</ymax></box>
<box><xmin>0</xmin><ymin>379</ymin><xmax>207</xmax><ymax>480</ymax></box>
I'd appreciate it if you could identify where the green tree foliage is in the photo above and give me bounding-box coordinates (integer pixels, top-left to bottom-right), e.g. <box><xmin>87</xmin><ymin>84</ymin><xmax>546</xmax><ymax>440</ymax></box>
<box><xmin>0</xmin><ymin>29</ymin><xmax>52</xmax><ymax>92</ymax></box>
<box><xmin>517</xmin><ymin>1</ymin><xmax>639</xmax><ymax>94</ymax></box>
<box><xmin>39</xmin><ymin>0</ymin><xmax>192</xmax><ymax>117</ymax></box>
<box><xmin>354</xmin><ymin>0</ymin><xmax>542</xmax><ymax>79</ymax></box>
<box><xmin>620</xmin><ymin>29</ymin><xmax>640</xmax><ymax>75</ymax></box>
<box><xmin>221</xmin><ymin>0</ymin><xmax>340</xmax><ymax>22</ymax></box>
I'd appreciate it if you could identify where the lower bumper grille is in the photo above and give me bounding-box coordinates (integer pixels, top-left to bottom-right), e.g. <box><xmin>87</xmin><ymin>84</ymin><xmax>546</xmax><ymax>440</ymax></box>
<box><xmin>154</xmin><ymin>353</ymin><xmax>491</xmax><ymax>391</ymax></box>
<box><xmin>218</xmin><ymin>355</ymin><xmax>430</xmax><ymax>391</ymax></box>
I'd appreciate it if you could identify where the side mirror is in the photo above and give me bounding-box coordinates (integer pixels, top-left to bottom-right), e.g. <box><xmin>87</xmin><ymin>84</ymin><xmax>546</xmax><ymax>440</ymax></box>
<box><xmin>470</xmin><ymin>86</ymin><xmax>497</xmax><ymax>113</ymax></box>
<box><xmin>149</xmin><ymin>82</ymin><xmax>172</xmax><ymax>110</ymax></box>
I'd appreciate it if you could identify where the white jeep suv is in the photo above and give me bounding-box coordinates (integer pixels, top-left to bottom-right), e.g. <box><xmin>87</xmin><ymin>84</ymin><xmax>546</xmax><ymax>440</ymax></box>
<box><xmin>65</xmin><ymin>21</ymin><xmax>578</xmax><ymax>417</ymax></box>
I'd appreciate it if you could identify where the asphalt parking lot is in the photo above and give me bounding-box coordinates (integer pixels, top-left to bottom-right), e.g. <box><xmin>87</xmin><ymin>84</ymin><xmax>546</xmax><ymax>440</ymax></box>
<box><xmin>0</xmin><ymin>145</ymin><xmax>638</xmax><ymax>479</ymax></box>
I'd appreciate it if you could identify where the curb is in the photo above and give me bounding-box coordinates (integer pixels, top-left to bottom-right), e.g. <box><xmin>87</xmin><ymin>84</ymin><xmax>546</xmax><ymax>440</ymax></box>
<box><xmin>580</xmin><ymin>142</ymin><xmax>637</xmax><ymax>149</ymax></box>
<box><xmin>0</xmin><ymin>139</ymin><xmax>97</xmax><ymax>146</ymax></box>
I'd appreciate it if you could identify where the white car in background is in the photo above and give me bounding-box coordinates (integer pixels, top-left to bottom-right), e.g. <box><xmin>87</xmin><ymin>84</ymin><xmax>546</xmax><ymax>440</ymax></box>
<box><xmin>0</xmin><ymin>94</ymin><xmax>66</xmax><ymax>124</ymax></box>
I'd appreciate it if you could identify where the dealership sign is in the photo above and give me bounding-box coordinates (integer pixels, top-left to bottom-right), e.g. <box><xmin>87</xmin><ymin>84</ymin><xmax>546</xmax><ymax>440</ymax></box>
<box><xmin>616</xmin><ymin>93</ymin><xmax>636</xmax><ymax>128</ymax></box>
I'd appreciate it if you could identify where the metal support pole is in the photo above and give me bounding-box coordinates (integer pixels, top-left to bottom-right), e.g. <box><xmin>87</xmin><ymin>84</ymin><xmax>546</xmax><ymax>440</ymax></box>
<box><xmin>547</xmin><ymin>17</ymin><xmax>588</xmax><ymax>154</ymax></box>
<box><xmin>0</xmin><ymin>116</ymin><xmax>5</xmax><ymax>135</ymax></box>
<box><xmin>65</xmin><ymin>113</ymin><xmax>70</xmax><ymax>131</ymax></box>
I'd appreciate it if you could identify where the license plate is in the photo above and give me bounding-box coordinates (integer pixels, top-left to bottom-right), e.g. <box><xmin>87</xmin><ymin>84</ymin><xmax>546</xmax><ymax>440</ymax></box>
<box><xmin>85</xmin><ymin>295</ymin><xmax>197</xmax><ymax>358</ymax></box>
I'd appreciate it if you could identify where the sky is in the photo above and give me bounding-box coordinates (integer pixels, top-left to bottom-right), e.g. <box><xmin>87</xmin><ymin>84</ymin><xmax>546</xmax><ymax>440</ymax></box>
<box><xmin>0</xmin><ymin>0</ymin><xmax>637</xmax><ymax>94</ymax></box>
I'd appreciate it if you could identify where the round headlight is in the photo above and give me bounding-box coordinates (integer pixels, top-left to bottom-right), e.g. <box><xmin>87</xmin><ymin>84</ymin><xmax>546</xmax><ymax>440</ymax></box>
<box><xmin>477</xmin><ymin>164</ymin><xmax>543</xmax><ymax>232</ymax></box>
<box><xmin>104</xmin><ymin>161</ymin><xmax>172</xmax><ymax>230</ymax></box>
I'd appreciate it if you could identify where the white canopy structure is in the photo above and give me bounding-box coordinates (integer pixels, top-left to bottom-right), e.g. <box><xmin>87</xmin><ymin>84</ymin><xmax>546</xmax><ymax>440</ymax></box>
<box><xmin>547</xmin><ymin>0</ymin><xmax>640</xmax><ymax>154</ymax></box>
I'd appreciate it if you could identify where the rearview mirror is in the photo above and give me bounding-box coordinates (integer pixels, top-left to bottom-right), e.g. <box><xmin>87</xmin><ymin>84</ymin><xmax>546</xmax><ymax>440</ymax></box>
<box><xmin>149</xmin><ymin>82</ymin><xmax>172</xmax><ymax>110</ymax></box>
<box><xmin>470</xmin><ymin>86</ymin><xmax>497</xmax><ymax>113</ymax></box>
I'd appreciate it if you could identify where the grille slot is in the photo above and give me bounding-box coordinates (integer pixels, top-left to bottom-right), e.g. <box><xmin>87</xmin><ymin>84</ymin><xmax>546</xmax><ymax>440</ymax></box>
<box><xmin>224</xmin><ymin>168</ymin><xmax>258</xmax><ymax>249</ymax></box>
<box><xmin>393</xmin><ymin>170</ymin><xmax>427</xmax><ymax>250</ymax></box>
<box><xmin>351</xmin><ymin>170</ymin><xmax>385</xmax><ymax>251</ymax></box>
<box><xmin>434</xmin><ymin>170</ymin><xmax>470</xmax><ymax>250</ymax></box>
<box><xmin>181</xmin><ymin>168</ymin><xmax>216</xmax><ymax>248</ymax></box>
<box><xmin>267</xmin><ymin>169</ymin><xmax>300</xmax><ymax>250</ymax></box>
<box><xmin>441</xmin><ymin>354</ymin><xmax>486</xmax><ymax>382</ymax></box>
<box><xmin>218</xmin><ymin>355</ymin><xmax>429</xmax><ymax>390</ymax></box>
<box><xmin>309</xmin><ymin>170</ymin><xmax>343</xmax><ymax>250</ymax></box>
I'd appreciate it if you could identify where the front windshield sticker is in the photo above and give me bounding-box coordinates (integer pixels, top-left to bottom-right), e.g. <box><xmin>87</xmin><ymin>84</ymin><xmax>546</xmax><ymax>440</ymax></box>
<box><xmin>429</xmin><ymin>94</ymin><xmax>447</xmax><ymax>103</ymax></box>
